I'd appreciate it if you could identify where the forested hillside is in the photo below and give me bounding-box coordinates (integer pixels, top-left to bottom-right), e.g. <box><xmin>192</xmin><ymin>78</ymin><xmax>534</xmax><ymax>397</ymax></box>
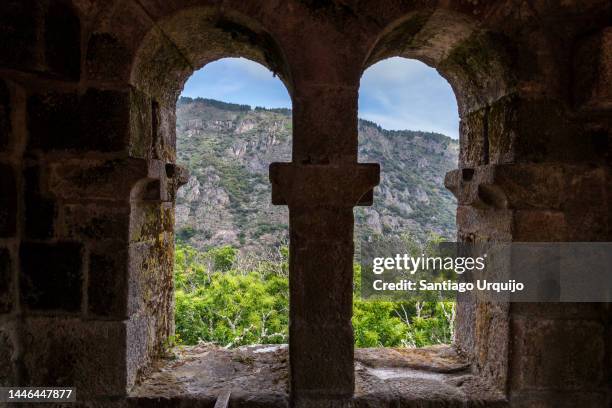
<box><xmin>173</xmin><ymin>97</ymin><xmax>459</xmax><ymax>348</ymax></box>
<box><xmin>175</xmin><ymin>97</ymin><xmax>458</xmax><ymax>253</ymax></box>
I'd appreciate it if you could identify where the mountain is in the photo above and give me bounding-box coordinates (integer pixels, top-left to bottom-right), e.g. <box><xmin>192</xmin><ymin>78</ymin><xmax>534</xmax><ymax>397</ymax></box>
<box><xmin>175</xmin><ymin>97</ymin><xmax>458</xmax><ymax>254</ymax></box>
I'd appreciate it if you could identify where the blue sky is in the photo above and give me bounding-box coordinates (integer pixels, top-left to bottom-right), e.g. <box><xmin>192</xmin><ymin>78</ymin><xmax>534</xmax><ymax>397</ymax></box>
<box><xmin>181</xmin><ymin>57</ymin><xmax>459</xmax><ymax>138</ymax></box>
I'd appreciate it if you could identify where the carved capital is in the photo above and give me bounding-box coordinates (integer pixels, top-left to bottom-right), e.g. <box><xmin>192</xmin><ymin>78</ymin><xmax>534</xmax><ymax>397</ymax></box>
<box><xmin>269</xmin><ymin>162</ymin><xmax>380</xmax><ymax>208</ymax></box>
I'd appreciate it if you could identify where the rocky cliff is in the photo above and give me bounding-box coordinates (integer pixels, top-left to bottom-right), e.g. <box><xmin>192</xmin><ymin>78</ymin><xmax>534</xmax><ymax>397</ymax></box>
<box><xmin>175</xmin><ymin>97</ymin><xmax>458</xmax><ymax>253</ymax></box>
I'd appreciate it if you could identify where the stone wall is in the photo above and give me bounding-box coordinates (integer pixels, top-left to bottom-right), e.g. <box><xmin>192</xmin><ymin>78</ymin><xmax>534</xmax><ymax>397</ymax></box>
<box><xmin>0</xmin><ymin>0</ymin><xmax>610</xmax><ymax>406</ymax></box>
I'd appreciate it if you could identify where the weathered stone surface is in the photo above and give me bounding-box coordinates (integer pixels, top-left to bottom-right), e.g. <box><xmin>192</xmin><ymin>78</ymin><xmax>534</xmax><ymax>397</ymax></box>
<box><xmin>487</xmin><ymin>95</ymin><xmax>516</xmax><ymax>164</ymax></box>
<box><xmin>0</xmin><ymin>247</ymin><xmax>13</xmax><ymax>313</ymax></box>
<box><xmin>446</xmin><ymin>163</ymin><xmax>609</xmax><ymax>213</ymax></box>
<box><xmin>20</xmin><ymin>242</ymin><xmax>83</xmax><ymax>312</ymax></box>
<box><xmin>0</xmin><ymin>79</ymin><xmax>11</xmax><ymax>152</ymax></box>
<box><xmin>129</xmin><ymin>89</ymin><xmax>154</xmax><ymax>160</ymax></box>
<box><xmin>574</xmin><ymin>27</ymin><xmax>612</xmax><ymax>110</ymax></box>
<box><xmin>27</xmin><ymin>89</ymin><xmax>130</xmax><ymax>152</ymax></box>
<box><xmin>270</xmin><ymin>163</ymin><xmax>379</xmax><ymax>207</ymax></box>
<box><xmin>459</xmin><ymin>109</ymin><xmax>486</xmax><ymax>168</ymax></box>
<box><xmin>21</xmin><ymin>318</ymin><xmax>128</xmax><ymax>398</ymax></box>
<box><xmin>0</xmin><ymin>325</ymin><xmax>17</xmax><ymax>386</ymax></box>
<box><xmin>86</xmin><ymin>33</ymin><xmax>132</xmax><ymax>81</ymax></box>
<box><xmin>131</xmin><ymin>27</ymin><xmax>193</xmax><ymax>106</ymax></box>
<box><xmin>1</xmin><ymin>1</ymin><xmax>611</xmax><ymax>406</ymax></box>
<box><xmin>49</xmin><ymin>159</ymin><xmax>149</xmax><ymax>201</ymax></box>
<box><xmin>130</xmin><ymin>202</ymin><xmax>173</xmax><ymax>244</ymax></box>
<box><xmin>0</xmin><ymin>0</ymin><xmax>40</xmax><ymax>71</ymax></box>
<box><xmin>438</xmin><ymin>31</ymin><xmax>516</xmax><ymax>115</ymax></box>
<box><xmin>86</xmin><ymin>0</ymin><xmax>154</xmax><ymax>82</ymax></box>
<box><xmin>513</xmin><ymin>210</ymin><xmax>566</xmax><ymax>241</ymax></box>
<box><xmin>0</xmin><ymin>163</ymin><xmax>17</xmax><ymax>237</ymax></box>
<box><xmin>0</xmin><ymin>0</ymin><xmax>80</xmax><ymax>77</ymax></box>
<box><xmin>27</xmin><ymin>91</ymin><xmax>78</xmax><ymax>150</ymax></box>
<box><xmin>509</xmin><ymin>391</ymin><xmax>609</xmax><ymax>408</ymax></box>
<box><xmin>88</xmin><ymin>242</ymin><xmax>128</xmax><ymax>318</ymax></box>
<box><xmin>131</xmin><ymin>345</ymin><xmax>505</xmax><ymax>407</ymax></box>
<box><xmin>24</xmin><ymin>164</ymin><xmax>56</xmax><ymax>239</ymax></box>
<box><xmin>291</xmin><ymin>87</ymin><xmax>359</xmax><ymax>162</ymax></box>
<box><xmin>44</xmin><ymin>0</ymin><xmax>81</xmax><ymax>80</ymax></box>
<box><xmin>59</xmin><ymin>203</ymin><xmax>130</xmax><ymax>242</ymax></box>
<box><xmin>510</xmin><ymin>318</ymin><xmax>606</xmax><ymax>391</ymax></box>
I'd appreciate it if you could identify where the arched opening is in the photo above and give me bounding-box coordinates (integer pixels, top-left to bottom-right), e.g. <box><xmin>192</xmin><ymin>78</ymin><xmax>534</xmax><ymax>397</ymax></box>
<box><xmin>173</xmin><ymin>57</ymin><xmax>292</xmax><ymax>348</ymax></box>
<box><xmin>5</xmin><ymin>1</ymin><xmax>608</xmax><ymax>406</ymax></box>
<box><xmin>358</xmin><ymin>10</ymin><xmax>519</xmax><ymax>394</ymax></box>
<box><xmin>354</xmin><ymin>57</ymin><xmax>459</xmax><ymax>348</ymax></box>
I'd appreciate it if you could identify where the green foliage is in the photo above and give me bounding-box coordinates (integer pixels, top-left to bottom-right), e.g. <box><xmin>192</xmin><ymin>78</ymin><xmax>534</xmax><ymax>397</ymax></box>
<box><xmin>174</xmin><ymin>238</ymin><xmax>454</xmax><ymax>349</ymax></box>
<box><xmin>176</xmin><ymin>226</ymin><xmax>198</xmax><ymax>242</ymax></box>
<box><xmin>209</xmin><ymin>245</ymin><xmax>237</xmax><ymax>272</ymax></box>
<box><xmin>174</xmin><ymin>243</ymin><xmax>288</xmax><ymax>347</ymax></box>
<box><xmin>178</xmin><ymin>96</ymin><xmax>251</xmax><ymax>111</ymax></box>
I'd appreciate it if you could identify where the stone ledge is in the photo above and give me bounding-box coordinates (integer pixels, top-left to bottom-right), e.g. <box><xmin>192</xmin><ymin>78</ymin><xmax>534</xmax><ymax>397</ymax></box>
<box><xmin>129</xmin><ymin>344</ymin><xmax>506</xmax><ymax>407</ymax></box>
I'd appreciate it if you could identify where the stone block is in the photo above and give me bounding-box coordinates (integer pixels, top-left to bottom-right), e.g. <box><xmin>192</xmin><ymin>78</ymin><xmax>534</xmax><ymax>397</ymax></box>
<box><xmin>0</xmin><ymin>0</ymin><xmax>80</xmax><ymax>79</ymax></box>
<box><xmin>156</xmin><ymin>105</ymin><xmax>177</xmax><ymax>162</ymax></box>
<box><xmin>510</xmin><ymin>391</ymin><xmax>609</xmax><ymax>408</ymax></box>
<box><xmin>290</xmin><ymin>242</ymin><xmax>353</xmax><ymax>321</ymax></box>
<box><xmin>27</xmin><ymin>91</ymin><xmax>80</xmax><ymax>151</ymax></box>
<box><xmin>510</xmin><ymin>318</ymin><xmax>606</xmax><ymax>391</ymax></box>
<box><xmin>20</xmin><ymin>242</ymin><xmax>83</xmax><ymax>312</ymax></box>
<box><xmin>511</xmin><ymin>303</ymin><xmax>608</xmax><ymax>320</ymax></box>
<box><xmin>80</xmin><ymin>89</ymin><xmax>131</xmax><ymax>151</ymax></box>
<box><xmin>49</xmin><ymin>158</ymin><xmax>148</xmax><ymax>201</ymax></box>
<box><xmin>439</xmin><ymin>31</ymin><xmax>514</xmax><ymax>115</ymax></box>
<box><xmin>24</xmin><ymin>164</ymin><xmax>56</xmax><ymax>239</ymax></box>
<box><xmin>0</xmin><ymin>163</ymin><xmax>18</xmax><ymax>237</ymax></box>
<box><xmin>21</xmin><ymin>317</ymin><xmax>128</xmax><ymax>398</ymax></box>
<box><xmin>88</xmin><ymin>242</ymin><xmax>128</xmax><ymax>319</ymax></box>
<box><xmin>269</xmin><ymin>163</ymin><xmax>379</xmax><ymax>208</ymax></box>
<box><xmin>459</xmin><ymin>109</ymin><xmax>486</xmax><ymax>167</ymax></box>
<box><xmin>0</xmin><ymin>324</ymin><xmax>17</xmax><ymax>386</ymax></box>
<box><xmin>0</xmin><ymin>0</ymin><xmax>40</xmax><ymax>71</ymax></box>
<box><xmin>290</xmin><ymin>323</ymin><xmax>354</xmax><ymax>397</ymax></box>
<box><xmin>27</xmin><ymin>89</ymin><xmax>130</xmax><ymax>152</ymax></box>
<box><xmin>488</xmin><ymin>94</ymin><xmax>516</xmax><ymax>164</ymax></box>
<box><xmin>128</xmin><ymin>240</ymin><xmax>173</xmax><ymax>318</ymax></box>
<box><xmin>291</xmin><ymin>87</ymin><xmax>359</xmax><ymax>162</ymax></box>
<box><xmin>574</xmin><ymin>27</ymin><xmax>612</xmax><ymax>110</ymax></box>
<box><xmin>131</xmin><ymin>27</ymin><xmax>192</xmax><ymax>106</ymax></box>
<box><xmin>456</xmin><ymin>205</ymin><xmax>513</xmax><ymax>242</ymax></box>
<box><xmin>44</xmin><ymin>0</ymin><xmax>81</xmax><ymax>80</ymax></box>
<box><xmin>128</xmin><ymin>89</ymin><xmax>153</xmax><ymax>159</ymax></box>
<box><xmin>561</xmin><ymin>166</ymin><xmax>609</xmax><ymax>241</ymax></box>
<box><xmin>0</xmin><ymin>247</ymin><xmax>13</xmax><ymax>313</ymax></box>
<box><xmin>513</xmin><ymin>210</ymin><xmax>566</xmax><ymax>241</ymax></box>
<box><xmin>59</xmin><ymin>203</ymin><xmax>130</xmax><ymax>242</ymax></box>
<box><xmin>85</xmin><ymin>33</ymin><xmax>132</xmax><ymax>81</ymax></box>
<box><xmin>86</xmin><ymin>0</ymin><xmax>154</xmax><ymax>82</ymax></box>
<box><xmin>0</xmin><ymin>79</ymin><xmax>11</xmax><ymax>152</ymax></box>
<box><xmin>129</xmin><ymin>202</ymin><xmax>173</xmax><ymax>243</ymax></box>
<box><xmin>126</xmin><ymin>315</ymin><xmax>151</xmax><ymax>390</ymax></box>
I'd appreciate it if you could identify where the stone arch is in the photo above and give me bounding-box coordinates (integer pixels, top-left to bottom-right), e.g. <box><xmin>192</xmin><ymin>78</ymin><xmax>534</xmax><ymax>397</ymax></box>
<box><xmin>2</xmin><ymin>1</ymin><xmax>609</xmax><ymax>405</ymax></box>
<box><xmin>129</xmin><ymin>6</ymin><xmax>294</xmax><ymax>106</ymax></box>
<box><xmin>82</xmin><ymin>3</ymin><xmax>296</xmax><ymax>390</ymax></box>
<box><xmin>359</xmin><ymin>8</ymin><xmax>521</xmax><ymax>391</ymax></box>
<box><xmin>363</xmin><ymin>9</ymin><xmax>516</xmax><ymax>118</ymax></box>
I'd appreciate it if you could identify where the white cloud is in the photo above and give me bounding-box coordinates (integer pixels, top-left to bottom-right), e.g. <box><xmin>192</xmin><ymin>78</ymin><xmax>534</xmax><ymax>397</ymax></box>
<box><xmin>359</xmin><ymin>57</ymin><xmax>459</xmax><ymax>138</ymax></box>
<box><xmin>222</xmin><ymin>57</ymin><xmax>277</xmax><ymax>81</ymax></box>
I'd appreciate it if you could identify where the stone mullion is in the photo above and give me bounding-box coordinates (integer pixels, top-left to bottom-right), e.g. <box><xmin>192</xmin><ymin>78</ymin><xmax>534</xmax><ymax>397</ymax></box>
<box><xmin>272</xmin><ymin>85</ymin><xmax>378</xmax><ymax>407</ymax></box>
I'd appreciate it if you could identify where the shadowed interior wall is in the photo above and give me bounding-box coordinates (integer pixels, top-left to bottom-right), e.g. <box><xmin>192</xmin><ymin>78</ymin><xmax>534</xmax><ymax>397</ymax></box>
<box><xmin>0</xmin><ymin>1</ymin><xmax>610</xmax><ymax>407</ymax></box>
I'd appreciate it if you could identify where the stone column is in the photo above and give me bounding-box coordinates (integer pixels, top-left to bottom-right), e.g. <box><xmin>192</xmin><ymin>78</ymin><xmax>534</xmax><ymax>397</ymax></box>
<box><xmin>270</xmin><ymin>163</ymin><xmax>378</xmax><ymax>406</ymax></box>
<box><xmin>270</xmin><ymin>85</ymin><xmax>379</xmax><ymax>406</ymax></box>
<box><xmin>446</xmin><ymin>83</ymin><xmax>612</xmax><ymax>405</ymax></box>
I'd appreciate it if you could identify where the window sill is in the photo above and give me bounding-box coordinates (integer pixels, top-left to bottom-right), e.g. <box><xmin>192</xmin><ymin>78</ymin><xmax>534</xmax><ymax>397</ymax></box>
<box><xmin>130</xmin><ymin>344</ymin><xmax>506</xmax><ymax>407</ymax></box>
